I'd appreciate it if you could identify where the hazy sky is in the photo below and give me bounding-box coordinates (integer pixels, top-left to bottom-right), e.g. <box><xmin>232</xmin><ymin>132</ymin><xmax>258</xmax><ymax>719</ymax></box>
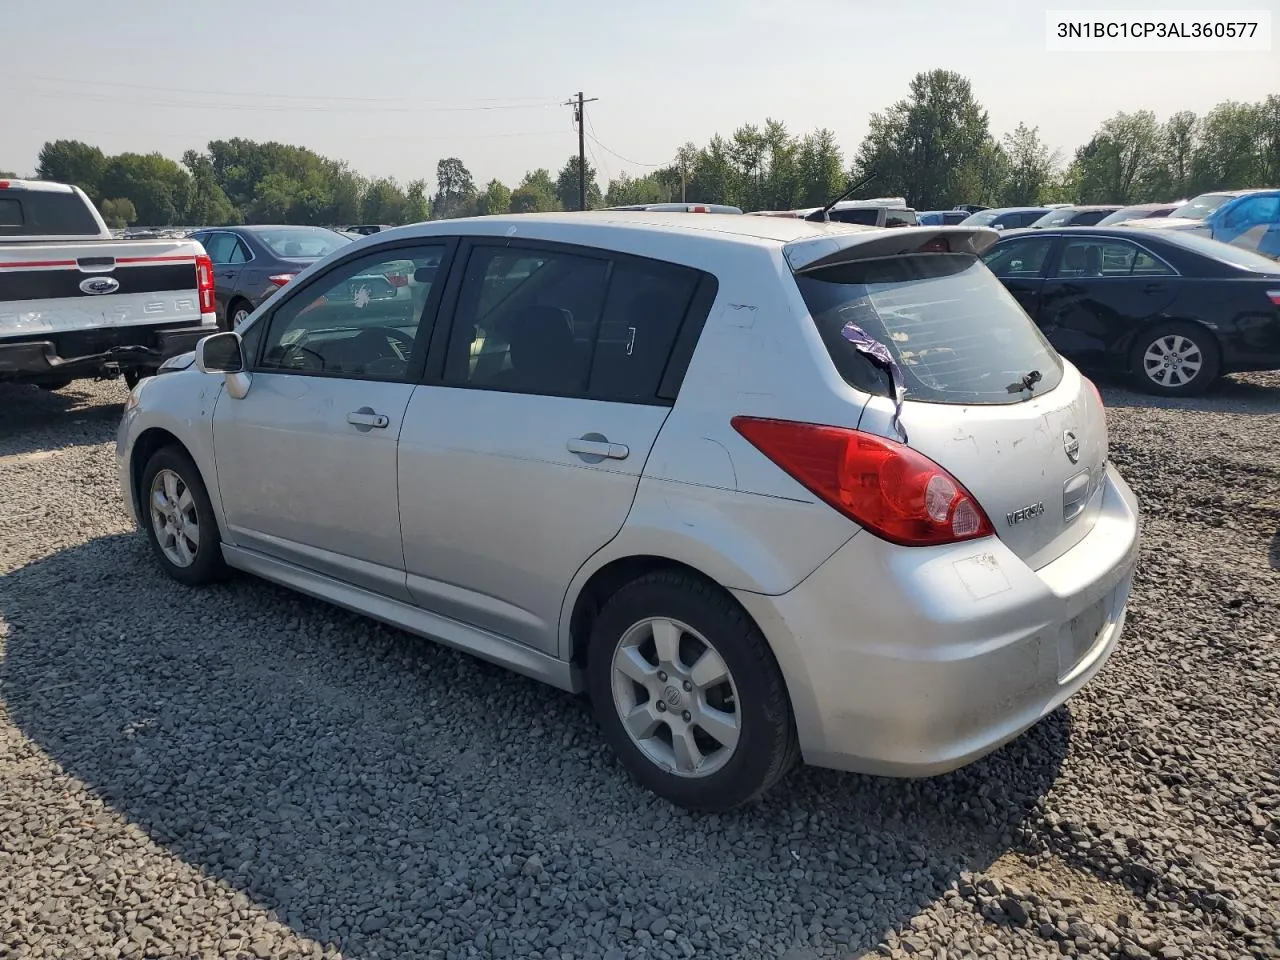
<box><xmin>2</xmin><ymin>0</ymin><xmax>1276</xmax><ymax>190</ymax></box>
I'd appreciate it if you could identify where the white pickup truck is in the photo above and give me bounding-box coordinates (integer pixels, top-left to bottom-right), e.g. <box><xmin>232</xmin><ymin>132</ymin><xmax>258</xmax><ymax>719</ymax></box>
<box><xmin>0</xmin><ymin>178</ymin><xmax>218</xmax><ymax>390</ymax></box>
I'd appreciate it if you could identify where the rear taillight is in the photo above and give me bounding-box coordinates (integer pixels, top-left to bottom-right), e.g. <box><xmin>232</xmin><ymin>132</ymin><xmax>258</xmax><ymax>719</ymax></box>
<box><xmin>195</xmin><ymin>255</ymin><xmax>215</xmax><ymax>314</ymax></box>
<box><xmin>1266</xmin><ymin>289</ymin><xmax>1280</xmax><ymax>306</ymax></box>
<box><xmin>732</xmin><ymin>417</ymin><xmax>995</xmax><ymax>547</ymax></box>
<box><xmin>385</xmin><ymin>272</ymin><xmax>408</xmax><ymax>287</ymax></box>
<box><xmin>268</xmin><ymin>273</ymin><xmax>298</xmax><ymax>287</ymax></box>
<box><xmin>0</xmin><ymin>181</ymin><xmax>9</xmax><ymax>189</ymax></box>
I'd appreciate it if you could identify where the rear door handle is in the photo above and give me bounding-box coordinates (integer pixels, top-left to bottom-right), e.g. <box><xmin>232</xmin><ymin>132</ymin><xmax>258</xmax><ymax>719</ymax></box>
<box><xmin>567</xmin><ymin>435</ymin><xmax>629</xmax><ymax>460</ymax></box>
<box><xmin>347</xmin><ymin>410</ymin><xmax>389</xmax><ymax>429</ymax></box>
<box><xmin>1143</xmin><ymin>282</ymin><xmax>1166</xmax><ymax>293</ymax></box>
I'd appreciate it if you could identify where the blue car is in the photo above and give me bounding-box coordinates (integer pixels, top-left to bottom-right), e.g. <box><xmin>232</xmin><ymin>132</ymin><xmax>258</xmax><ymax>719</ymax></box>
<box><xmin>1136</xmin><ymin>189</ymin><xmax>1280</xmax><ymax>260</ymax></box>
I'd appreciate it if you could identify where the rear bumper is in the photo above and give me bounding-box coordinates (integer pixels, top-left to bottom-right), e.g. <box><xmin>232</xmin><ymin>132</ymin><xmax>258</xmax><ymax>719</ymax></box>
<box><xmin>0</xmin><ymin>319</ymin><xmax>217</xmax><ymax>382</ymax></box>
<box><xmin>734</xmin><ymin>463</ymin><xmax>1141</xmax><ymax>777</ymax></box>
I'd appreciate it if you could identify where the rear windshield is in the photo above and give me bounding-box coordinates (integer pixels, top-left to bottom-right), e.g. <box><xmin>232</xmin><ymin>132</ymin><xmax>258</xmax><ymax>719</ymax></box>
<box><xmin>0</xmin><ymin>191</ymin><xmax>101</xmax><ymax>237</ymax></box>
<box><xmin>827</xmin><ymin>208</ymin><xmax>882</xmax><ymax>226</ymax></box>
<box><xmin>795</xmin><ymin>254</ymin><xmax>1064</xmax><ymax>405</ymax></box>
<box><xmin>254</xmin><ymin>227</ymin><xmax>351</xmax><ymax>259</ymax></box>
<box><xmin>1160</xmin><ymin>231</ymin><xmax>1280</xmax><ymax>273</ymax></box>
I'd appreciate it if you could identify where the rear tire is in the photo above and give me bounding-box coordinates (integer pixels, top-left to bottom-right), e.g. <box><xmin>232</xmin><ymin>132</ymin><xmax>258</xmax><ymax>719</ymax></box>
<box><xmin>1129</xmin><ymin>322</ymin><xmax>1220</xmax><ymax>397</ymax></box>
<box><xmin>586</xmin><ymin>570</ymin><xmax>799</xmax><ymax>811</ymax></box>
<box><xmin>229</xmin><ymin>300</ymin><xmax>253</xmax><ymax>328</ymax></box>
<box><xmin>139</xmin><ymin>446</ymin><xmax>228</xmax><ymax>587</ymax></box>
<box><xmin>123</xmin><ymin>369</ymin><xmax>147</xmax><ymax>390</ymax></box>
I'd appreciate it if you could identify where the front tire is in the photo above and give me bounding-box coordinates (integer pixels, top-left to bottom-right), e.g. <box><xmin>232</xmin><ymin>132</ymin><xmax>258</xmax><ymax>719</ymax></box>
<box><xmin>587</xmin><ymin>570</ymin><xmax>799</xmax><ymax>811</ymax></box>
<box><xmin>1130</xmin><ymin>322</ymin><xmax>1220</xmax><ymax>397</ymax></box>
<box><xmin>139</xmin><ymin>446</ymin><xmax>228</xmax><ymax>586</ymax></box>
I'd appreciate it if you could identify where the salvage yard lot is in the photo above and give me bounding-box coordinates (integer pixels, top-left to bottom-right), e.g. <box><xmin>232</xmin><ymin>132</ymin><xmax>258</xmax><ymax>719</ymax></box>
<box><xmin>1</xmin><ymin>377</ymin><xmax>1278</xmax><ymax>960</ymax></box>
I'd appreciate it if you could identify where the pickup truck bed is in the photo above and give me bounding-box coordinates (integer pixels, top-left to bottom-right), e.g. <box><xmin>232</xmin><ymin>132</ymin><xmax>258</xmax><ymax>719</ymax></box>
<box><xmin>0</xmin><ymin>179</ymin><xmax>217</xmax><ymax>389</ymax></box>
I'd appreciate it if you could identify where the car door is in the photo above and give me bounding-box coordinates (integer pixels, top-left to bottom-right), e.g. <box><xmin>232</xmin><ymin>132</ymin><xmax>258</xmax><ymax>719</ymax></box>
<box><xmin>212</xmin><ymin>240</ymin><xmax>455</xmax><ymax>601</ymax></box>
<box><xmin>1036</xmin><ymin>236</ymin><xmax>1180</xmax><ymax>370</ymax></box>
<box><xmin>397</xmin><ymin>240</ymin><xmax>711</xmax><ymax>656</ymax></box>
<box><xmin>981</xmin><ymin>233</ymin><xmax>1057</xmax><ymax>317</ymax></box>
<box><xmin>202</xmin><ymin>231</ymin><xmax>246</xmax><ymax>321</ymax></box>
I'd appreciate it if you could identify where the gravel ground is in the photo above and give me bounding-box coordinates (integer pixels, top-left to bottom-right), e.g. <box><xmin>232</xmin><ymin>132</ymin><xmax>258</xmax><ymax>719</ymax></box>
<box><xmin>1</xmin><ymin>373</ymin><xmax>1278</xmax><ymax>960</ymax></box>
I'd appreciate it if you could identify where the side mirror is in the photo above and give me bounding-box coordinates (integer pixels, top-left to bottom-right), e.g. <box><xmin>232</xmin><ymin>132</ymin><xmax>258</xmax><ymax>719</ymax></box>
<box><xmin>195</xmin><ymin>331</ymin><xmax>244</xmax><ymax>374</ymax></box>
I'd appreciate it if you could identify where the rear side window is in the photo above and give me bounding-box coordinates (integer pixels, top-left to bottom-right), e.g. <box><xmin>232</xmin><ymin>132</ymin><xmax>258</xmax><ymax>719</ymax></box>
<box><xmin>0</xmin><ymin>191</ymin><xmax>100</xmax><ymax>236</ymax></box>
<box><xmin>795</xmin><ymin>254</ymin><xmax>1064</xmax><ymax>405</ymax></box>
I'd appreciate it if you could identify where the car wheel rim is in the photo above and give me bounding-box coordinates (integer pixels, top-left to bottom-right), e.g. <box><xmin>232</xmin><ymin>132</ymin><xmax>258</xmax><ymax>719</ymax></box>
<box><xmin>1142</xmin><ymin>334</ymin><xmax>1203</xmax><ymax>388</ymax></box>
<box><xmin>610</xmin><ymin>617</ymin><xmax>740</xmax><ymax>779</ymax></box>
<box><xmin>149</xmin><ymin>468</ymin><xmax>200</xmax><ymax>568</ymax></box>
<box><xmin>233</xmin><ymin>309</ymin><xmax>249</xmax><ymax>326</ymax></box>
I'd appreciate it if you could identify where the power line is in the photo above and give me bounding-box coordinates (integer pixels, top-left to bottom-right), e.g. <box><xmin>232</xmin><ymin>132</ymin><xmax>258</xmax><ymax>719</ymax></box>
<box><xmin>1</xmin><ymin>72</ymin><xmax>560</xmax><ymax>105</ymax></box>
<box><xmin>21</xmin><ymin>88</ymin><xmax>560</xmax><ymax>114</ymax></box>
<box><xmin>583</xmin><ymin>132</ymin><xmax>673</xmax><ymax>169</ymax></box>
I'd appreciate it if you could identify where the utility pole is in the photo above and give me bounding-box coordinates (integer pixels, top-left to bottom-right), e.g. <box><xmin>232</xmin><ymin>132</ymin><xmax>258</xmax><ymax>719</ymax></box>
<box><xmin>564</xmin><ymin>92</ymin><xmax>598</xmax><ymax>210</ymax></box>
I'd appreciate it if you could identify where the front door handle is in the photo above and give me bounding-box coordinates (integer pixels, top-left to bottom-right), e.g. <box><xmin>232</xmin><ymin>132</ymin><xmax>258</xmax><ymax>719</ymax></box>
<box><xmin>347</xmin><ymin>409</ymin><xmax>389</xmax><ymax>429</ymax></box>
<box><xmin>567</xmin><ymin>434</ymin><xmax>629</xmax><ymax>461</ymax></box>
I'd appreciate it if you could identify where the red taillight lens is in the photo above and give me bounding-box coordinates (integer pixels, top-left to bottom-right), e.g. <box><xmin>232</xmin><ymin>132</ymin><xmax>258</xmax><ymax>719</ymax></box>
<box><xmin>1266</xmin><ymin>289</ymin><xmax>1280</xmax><ymax>306</ymax></box>
<box><xmin>385</xmin><ymin>272</ymin><xmax>408</xmax><ymax>287</ymax></box>
<box><xmin>0</xmin><ymin>181</ymin><xmax>10</xmax><ymax>189</ymax></box>
<box><xmin>731</xmin><ymin>417</ymin><xmax>995</xmax><ymax>547</ymax></box>
<box><xmin>195</xmin><ymin>255</ymin><xmax>215</xmax><ymax>314</ymax></box>
<box><xmin>268</xmin><ymin>273</ymin><xmax>298</xmax><ymax>287</ymax></box>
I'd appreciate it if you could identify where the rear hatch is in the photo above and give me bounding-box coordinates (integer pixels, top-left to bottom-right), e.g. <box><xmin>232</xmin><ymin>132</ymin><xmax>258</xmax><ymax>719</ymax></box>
<box><xmin>791</xmin><ymin>235</ymin><xmax>1108</xmax><ymax>570</ymax></box>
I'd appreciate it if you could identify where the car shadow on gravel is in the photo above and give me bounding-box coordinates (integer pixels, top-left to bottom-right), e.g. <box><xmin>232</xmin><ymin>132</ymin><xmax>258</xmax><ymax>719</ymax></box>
<box><xmin>1</xmin><ymin>533</ymin><xmax>1073</xmax><ymax>959</ymax></box>
<box><xmin>1094</xmin><ymin>370</ymin><xmax>1280</xmax><ymax>416</ymax></box>
<box><xmin>0</xmin><ymin>382</ymin><xmax>128</xmax><ymax>459</ymax></box>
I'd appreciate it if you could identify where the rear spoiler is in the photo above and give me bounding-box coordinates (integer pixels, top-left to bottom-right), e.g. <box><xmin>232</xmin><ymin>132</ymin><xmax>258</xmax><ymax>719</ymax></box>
<box><xmin>783</xmin><ymin>226</ymin><xmax>1000</xmax><ymax>273</ymax></box>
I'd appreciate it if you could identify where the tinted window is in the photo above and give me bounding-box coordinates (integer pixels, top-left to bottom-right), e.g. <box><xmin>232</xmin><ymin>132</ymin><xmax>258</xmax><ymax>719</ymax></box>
<box><xmin>588</xmin><ymin>259</ymin><xmax>699</xmax><ymax>401</ymax></box>
<box><xmin>795</xmin><ymin>254</ymin><xmax>1063</xmax><ymax>405</ymax></box>
<box><xmin>828</xmin><ymin>208</ymin><xmax>882</xmax><ymax>226</ymax></box>
<box><xmin>444</xmin><ymin>246</ymin><xmax>609</xmax><ymax>395</ymax></box>
<box><xmin>1030</xmin><ymin>209</ymin><xmax>1077</xmax><ymax>228</ymax></box>
<box><xmin>982</xmin><ymin>236</ymin><xmax>1055</xmax><ymax>278</ymax></box>
<box><xmin>230</xmin><ymin>239</ymin><xmax>251</xmax><ymax>264</ymax></box>
<box><xmin>203</xmin><ymin>232</ymin><xmax>239</xmax><ymax>264</ymax></box>
<box><xmin>883</xmin><ymin>209</ymin><xmax>917</xmax><ymax>228</ymax></box>
<box><xmin>1056</xmin><ymin>239</ymin><xmax>1172</xmax><ymax>277</ymax></box>
<box><xmin>1013</xmin><ymin>210</ymin><xmax>1049</xmax><ymax>227</ymax></box>
<box><xmin>943</xmin><ymin>211</ymin><xmax>969</xmax><ymax>225</ymax></box>
<box><xmin>1072</xmin><ymin>209</ymin><xmax>1113</xmax><ymax>226</ymax></box>
<box><xmin>257</xmin><ymin>245</ymin><xmax>445</xmax><ymax>380</ymax></box>
<box><xmin>0</xmin><ymin>191</ymin><xmax>100</xmax><ymax>237</ymax></box>
<box><xmin>1161</xmin><ymin>232</ymin><xmax>1280</xmax><ymax>273</ymax></box>
<box><xmin>254</xmin><ymin>227</ymin><xmax>351</xmax><ymax>259</ymax></box>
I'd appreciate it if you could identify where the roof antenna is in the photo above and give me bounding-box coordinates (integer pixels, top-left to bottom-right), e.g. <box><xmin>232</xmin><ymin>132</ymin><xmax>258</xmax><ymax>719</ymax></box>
<box><xmin>804</xmin><ymin>172</ymin><xmax>879</xmax><ymax>223</ymax></box>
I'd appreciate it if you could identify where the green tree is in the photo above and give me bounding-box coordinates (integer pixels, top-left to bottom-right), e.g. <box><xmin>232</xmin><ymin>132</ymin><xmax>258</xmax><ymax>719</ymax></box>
<box><xmin>99</xmin><ymin>198</ymin><xmax>137</xmax><ymax>228</ymax></box>
<box><xmin>1074</xmin><ymin>110</ymin><xmax>1164</xmax><ymax>203</ymax></box>
<box><xmin>853</xmin><ymin>70</ymin><xmax>996</xmax><ymax>209</ymax></box>
<box><xmin>181</xmin><ymin>150</ymin><xmax>238</xmax><ymax>225</ymax></box>
<box><xmin>249</xmin><ymin>172</ymin><xmax>299</xmax><ymax>223</ymax></box>
<box><xmin>99</xmin><ymin>152</ymin><xmax>192</xmax><ymax>225</ymax></box>
<box><xmin>510</xmin><ymin>169</ymin><xmax>559</xmax><ymax>213</ymax></box>
<box><xmin>433</xmin><ymin>157</ymin><xmax>476</xmax><ymax>219</ymax></box>
<box><xmin>998</xmin><ymin>123</ymin><xmax>1059</xmax><ymax>206</ymax></box>
<box><xmin>1190</xmin><ymin>101</ymin><xmax>1266</xmax><ymax>192</ymax></box>
<box><xmin>555</xmin><ymin>155</ymin><xmax>602</xmax><ymax>211</ymax></box>
<box><xmin>363</xmin><ymin>178</ymin><xmax>408</xmax><ymax>223</ymax></box>
<box><xmin>35</xmin><ymin>140</ymin><xmax>108</xmax><ymax>200</ymax></box>
<box><xmin>476</xmin><ymin>179</ymin><xmax>511</xmax><ymax>216</ymax></box>
<box><xmin>404</xmin><ymin>178</ymin><xmax>431</xmax><ymax>223</ymax></box>
<box><xmin>1159</xmin><ymin>111</ymin><xmax>1199</xmax><ymax>200</ymax></box>
<box><xmin>795</xmin><ymin>128</ymin><xmax>845</xmax><ymax>208</ymax></box>
<box><xmin>604</xmin><ymin>172</ymin><xmax>668</xmax><ymax>206</ymax></box>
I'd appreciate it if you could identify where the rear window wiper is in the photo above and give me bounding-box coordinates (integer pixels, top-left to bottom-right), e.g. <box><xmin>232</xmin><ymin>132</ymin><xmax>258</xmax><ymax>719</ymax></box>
<box><xmin>1006</xmin><ymin>369</ymin><xmax>1042</xmax><ymax>396</ymax></box>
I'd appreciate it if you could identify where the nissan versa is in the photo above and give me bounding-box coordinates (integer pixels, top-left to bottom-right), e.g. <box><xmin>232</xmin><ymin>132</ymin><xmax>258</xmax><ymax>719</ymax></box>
<box><xmin>117</xmin><ymin>212</ymin><xmax>1141</xmax><ymax>811</ymax></box>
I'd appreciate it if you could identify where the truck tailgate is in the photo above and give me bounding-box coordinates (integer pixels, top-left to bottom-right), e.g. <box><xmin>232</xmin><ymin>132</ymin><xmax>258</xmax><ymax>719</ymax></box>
<box><xmin>0</xmin><ymin>240</ymin><xmax>206</xmax><ymax>338</ymax></box>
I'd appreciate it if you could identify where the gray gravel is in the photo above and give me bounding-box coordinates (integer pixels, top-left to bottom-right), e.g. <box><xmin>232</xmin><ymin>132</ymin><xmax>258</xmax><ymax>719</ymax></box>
<box><xmin>1</xmin><ymin>373</ymin><xmax>1278</xmax><ymax>960</ymax></box>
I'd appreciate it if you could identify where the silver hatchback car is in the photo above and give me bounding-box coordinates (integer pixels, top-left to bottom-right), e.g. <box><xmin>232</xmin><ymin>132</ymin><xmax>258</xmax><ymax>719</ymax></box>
<box><xmin>117</xmin><ymin>212</ymin><xmax>1141</xmax><ymax>811</ymax></box>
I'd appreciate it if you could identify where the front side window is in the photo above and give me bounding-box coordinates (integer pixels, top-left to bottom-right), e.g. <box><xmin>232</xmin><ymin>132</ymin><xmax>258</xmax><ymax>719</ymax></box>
<box><xmin>982</xmin><ymin>236</ymin><xmax>1055</xmax><ymax>278</ymax></box>
<box><xmin>256</xmin><ymin>244</ymin><xmax>445</xmax><ymax>381</ymax></box>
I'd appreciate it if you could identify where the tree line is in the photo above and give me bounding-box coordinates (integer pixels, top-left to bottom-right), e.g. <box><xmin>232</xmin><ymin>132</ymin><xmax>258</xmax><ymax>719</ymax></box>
<box><xmin>14</xmin><ymin>71</ymin><xmax>1279</xmax><ymax>228</ymax></box>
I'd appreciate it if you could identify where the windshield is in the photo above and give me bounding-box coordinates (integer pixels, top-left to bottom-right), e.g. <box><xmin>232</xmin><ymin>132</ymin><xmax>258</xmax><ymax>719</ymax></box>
<box><xmin>1170</xmin><ymin>193</ymin><xmax>1232</xmax><ymax>221</ymax></box>
<box><xmin>255</xmin><ymin>227</ymin><xmax>353</xmax><ymax>259</ymax></box>
<box><xmin>794</xmin><ymin>254</ymin><xmax>1064</xmax><ymax>405</ymax></box>
<box><xmin>1160</xmin><ymin>231</ymin><xmax>1280</xmax><ymax>273</ymax></box>
<box><xmin>959</xmin><ymin>210</ymin><xmax>1001</xmax><ymax>226</ymax></box>
<box><xmin>1029</xmin><ymin>209</ymin><xmax>1079</xmax><ymax>228</ymax></box>
<box><xmin>1097</xmin><ymin>206</ymin><xmax>1157</xmax><ymax>226</ymax></box>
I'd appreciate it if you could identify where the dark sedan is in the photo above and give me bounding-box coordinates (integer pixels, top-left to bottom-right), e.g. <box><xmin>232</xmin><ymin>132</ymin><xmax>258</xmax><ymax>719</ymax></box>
<box><xmin>982</xmin><ymin>227</ymin><xmax>1280</xmax><ymax>396</ymax></box>
<box><xmin>188</xmin><ymin>225</ymin><xmax>353</xmax><ymax>327</ymax></box>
